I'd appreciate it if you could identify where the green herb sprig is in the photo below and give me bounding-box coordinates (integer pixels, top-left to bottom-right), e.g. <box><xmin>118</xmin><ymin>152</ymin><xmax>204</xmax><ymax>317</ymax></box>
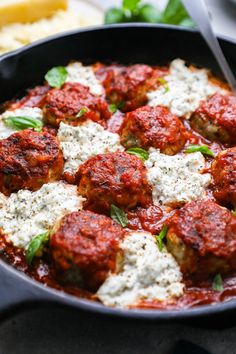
<box><xmin>110</xmin><ymin>204</ymin><xmax>128</xmax><ymax>228</ymax></box>
<box><xmin>76</xmin><ymin>107</ymin><xmax>88</xmax><ymax>118</ymax></box>
<box><xmin>184</xmin><ymin>145</ymin><xmax>215</xmax><ymax>157</ymax></box>
<box><xmin>212</xmin><ymin>273</ymin><xmax>224</xmax><ymax>292</ymax></box>
<box><xmin>162</xmin><ymin>0</ymin><xmax>194</xmax><ymax>26</ymax></box>
<box><xmin>105</xmin><ymin>0</ymin><xmax>194</xmax><ymax>27</ymax></box>
<box><xmin>26</xmin><ymin>231</ymin><xmax>50</xmax><ymax>266</ymax></box>
<box><xmin>158</xmin><ymin>77</ymin><xmax>170</xmax><ymax>93</ymax></box>
<box><xmin>108</xmin><ymin>104</ymin><xmax>118</xmax><ymax>113</ymax></box>
<box><xmin>156</xmin><ymin>225</ymin><xmax>168</xmax><ymax>252</ymax></box>
<box><xmin>4</xmin><ymin>116</ymin><xmax>43</xmax><ymax>132</ymax></box>
<box><xmin>126</xmin><ymin>147</ymin><xmax>149</xmax><ymax>161</ymax></box>
<box><xmin>45</xmin><ymin>66</ymin><xmax>68</xmax><ymax>88</ymax></box>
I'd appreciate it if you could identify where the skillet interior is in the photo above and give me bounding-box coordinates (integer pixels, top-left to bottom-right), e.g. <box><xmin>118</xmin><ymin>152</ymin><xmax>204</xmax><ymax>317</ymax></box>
<box><xmin>0</xmin><ymin>24</ymin><xmax>236</xmax><ymax>323</ymax></box>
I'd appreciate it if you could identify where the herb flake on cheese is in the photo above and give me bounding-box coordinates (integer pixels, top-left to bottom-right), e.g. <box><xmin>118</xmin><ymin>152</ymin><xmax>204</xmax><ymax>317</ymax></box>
<box><xmin>97</xmin><ymin>231</ymin><xmax>184</xmax><ymax>307</ymax></box>
<box><xmin>57</xmin><ymin>120</ymin><xmax>124</xmax><ymax>174</ymax></box>
<box><xmin>148</xmin><ymin>59</ymin><xmax>222</xmax><ymax>118</ymax></box>
<box><xmin>145</xmin><ymin>148</ymin><xmax>211</xmax><ymax>207</ymax></box>
<box><xmin>0</xmin><ymin>182</ymin><xmax>84</xmax><ymax>249</ymax></box>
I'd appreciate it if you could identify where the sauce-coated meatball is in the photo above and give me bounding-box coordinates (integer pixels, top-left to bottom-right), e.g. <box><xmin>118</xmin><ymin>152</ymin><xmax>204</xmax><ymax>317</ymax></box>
<box><xmin>190</xmin><ymin>93</ymin><xmax>236</xmax><ymax>144</ymax></box>
<box><xmin>166</xmin><ymin>200</ymin><xmax>236</xmax><ymax>278</ymax></box>
<box><xmin>211</xmin><ymin>147</ymin><xmax>236</xmax><ymax>207</ymax></box>
<box><xmin>76</xmin><ymin>152</ymin><xmax>152</xmax><ymax>211</ymax></box>
<box><xmin>120</xmin><ymin>106</ymin><xmax>187</xmax><ymax>154</ymax></box>
<box><xmin>97</xmin><ymin>64</ymin><xmax>164</xmax><ymax>112</ymax></box>
<box><xmin>9</xmin><ymin>85</ymin><xmax>50</xmax><ymax>110</ymax></box>
<box><xmin>0</xmin><ymin>129</ymin><xmax>63</xmax><ymax>194</ymax></box>
<box><xmin>50</xmin><ymin>210</ymin><xmax>125</xmax><ymax>290</ymax></box>
<box><xmin>43</xmin><ymin>83</ymin><xmax>111</xmax><ymax>127</ymax></box>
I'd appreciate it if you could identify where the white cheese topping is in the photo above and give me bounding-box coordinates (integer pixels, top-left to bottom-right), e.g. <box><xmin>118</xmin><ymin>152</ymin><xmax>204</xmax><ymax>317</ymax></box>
<box><xmin>66</xmin><ymin>62</ymin><xmax>104</xmax><ymax>96</ymax></box>
<box><xmin>0</xmin><ymin>182</ymin><xmax>84</xmax><ymax>249</ymax></box>
<box><xmin>148</xmin><ymin>59</ymin><xmax>220</xmax><ymax>118</ymax></box>
<box><xmin>57</xmin><ymin>120</ymin><xmax>124</xmax><ymax>174</ymax></box>
<box><xmin>145</xmin><ymin>148</ymin><xmax>211</xmax><ymax>207</ymax></box>
<box><xmin>97</xmin><ymin>231</ymin><xmax>184</xmax><ymax>308</ymax></box>
<box><xmin>0</xmin><ymin>107</ymin><xmax>43</xmax><ymax>139</ymax></box>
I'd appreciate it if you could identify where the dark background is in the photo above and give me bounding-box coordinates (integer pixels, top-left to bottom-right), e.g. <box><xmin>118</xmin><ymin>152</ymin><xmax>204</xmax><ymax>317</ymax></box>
<box><xmin>0</xmin><ymin>305</ymin><xmax>236</xmax><ymax>354</ymax></box>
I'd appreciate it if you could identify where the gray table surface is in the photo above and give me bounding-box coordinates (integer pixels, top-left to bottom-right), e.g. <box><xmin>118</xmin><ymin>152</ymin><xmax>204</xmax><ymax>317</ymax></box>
<box><xmin>1</xmin><ymin>1</ymin><xmax>236</xmax><ymax>353</ymax></box>
<box><xmin>1</xmin><ymin>305</ymin><xmax>236</xmax><ymax>354</ymax></box>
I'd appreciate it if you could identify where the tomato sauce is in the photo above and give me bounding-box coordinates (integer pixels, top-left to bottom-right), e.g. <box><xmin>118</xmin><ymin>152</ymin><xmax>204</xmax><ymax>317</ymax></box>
<box><xmin>0</xmin><ymin>61</ymin><xmax>235</xmax><ymax>310</ymax></box>
<box><xmin>3</xmin><ymin>233</ymin><xmax>236</xmax><ymax>309</ymax></box>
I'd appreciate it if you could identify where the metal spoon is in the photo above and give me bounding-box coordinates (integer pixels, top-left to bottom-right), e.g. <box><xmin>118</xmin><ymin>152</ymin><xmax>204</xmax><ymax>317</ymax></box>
<box><xmin>182</xmin><ymin>0</ymin><xmax>236</xmax><ymax>93</ymax></box>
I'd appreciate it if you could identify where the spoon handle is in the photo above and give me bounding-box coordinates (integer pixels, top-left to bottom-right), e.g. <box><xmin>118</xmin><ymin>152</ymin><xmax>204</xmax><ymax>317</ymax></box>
<box><xmin>182</xmin><ymin>0</ymin><xmax>236</xmax><ymax>93</ymax></box>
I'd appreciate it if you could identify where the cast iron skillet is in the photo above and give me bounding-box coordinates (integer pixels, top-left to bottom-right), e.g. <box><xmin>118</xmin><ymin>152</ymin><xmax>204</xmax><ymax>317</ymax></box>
<box><xmin>0</xmin><ymin>24</ymin><xmax>236</xmax><ymax>325</ymax></box>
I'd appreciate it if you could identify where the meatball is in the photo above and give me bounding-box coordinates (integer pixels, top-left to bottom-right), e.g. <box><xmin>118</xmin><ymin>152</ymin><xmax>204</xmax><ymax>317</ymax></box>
<box><xmin>50</xmin><ymin>210</ymin><xmax>125</xmax><ymax>290</ymax></box>
<box><xmin>0</xmin><ymin>129</ymin><xmax>63</xmax><ymax>194</ymax></box>
<box><xmin>97</xmin><ymin>64</ymin><xmax>163</xmax><ymax>112</ymax></box>
<box><xmin>211</xmin><ymin>147</ymin><xmax>236</xmax><ymax>207</ymax></box>
<box><xmin>120</xmin><ymin>106</ymin><xmax>187</xmax><ymax>154</ymax></box>
<box><xmin>166</xmin><ymin>200</ymin><xmax>236</xmax><ymax>279</ymax></box>
<box><xmin>76</xmin><ymin>152</ymin><xmax>152</xmax><ymax>211</ymax></box>
<box><xmin>190</xmin><ymin>93</ymin><xmax>236</xmax><ymax>144</ymax></box>
<box><xmin>43</xmin><ymin>82</ymin><xmax>111</xmax><ymax>127</ymax></box>
<box><xmin>9</xmin><ymin>85</ymin><xmax>50</xmax><ymax>110</ymax></box>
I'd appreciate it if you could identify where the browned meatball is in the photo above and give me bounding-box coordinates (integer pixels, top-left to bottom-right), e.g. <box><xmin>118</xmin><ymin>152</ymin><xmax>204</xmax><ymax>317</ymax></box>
<box><xmin>9</xmin><ymin>85</ymin><xmax>50</xmax><ymax>110</ymax></box>
<box><xmin>43</xmin><ymin>82</ymin><xmax>111</xmax><ymax>127</ymax></box>
<box><xmin>0</xmin><ymin>129</ymin><xmax>63</xmax><ymax>195</ymax></box>
<box><xmin>76</xmin><ymin>152</ymin><xmax>152</xmax><ymax>212</ymax></box>
<box><xmin>190</xmin><ymin>93</ymin><xmax>236</xmax><ymax>144</ymax></box>
<box><xmin>211</xmin><ymin>147</ymin><xmax>236</xmax><ymax>207</ymax></box>
<box><xmin>50</xmin><ymin>210</ymin><xmax>125</xmax><ymax>290</ymax></box>
<box><xmin>166</xmin><ymin>200</ymin><xmax>236</xmax><ymax>279</ymax></box>
<box><xmin>120</xmin><ymin>106</ymin><xmax>187</xmax><ymax>154</ymax></box>
<box><xmin>96</xmin><ymin>64</ymin><xmax>165</xmax><ymax>112</ymax></box>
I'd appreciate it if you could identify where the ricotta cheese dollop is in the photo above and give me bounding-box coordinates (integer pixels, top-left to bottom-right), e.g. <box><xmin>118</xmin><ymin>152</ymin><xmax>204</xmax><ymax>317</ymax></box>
<box><xmin>66</xmin><ymin>62</ymin><xmax>104</xmax><ymax>96</ymax></box>
<box><xmin>0</xmin><ymin>182</ymin><xmax>84</xmax><ymax>249</ymax></box>
<box><xmin>97</xmin><ymin>231</ymin><xmax>184</xmax><ymax>308</ymax></box>
<box><xmin>57</xmin><ymin>120</ymin><xmax>124</xmax><ymax>174</ymax></box>
<box><xmin>0</xmin><ymin>107</ymin><xmax>44</xmax><ymax>139</ymax></box>
<box><xmin>145</xmin><ymin>148</ymin><xmax>211</xmax><ymax>207</ymax></box>
<box><xmin>148</xmin><ymin>59</ymin><xmax>220</xmax><ymax>118</ymax></box>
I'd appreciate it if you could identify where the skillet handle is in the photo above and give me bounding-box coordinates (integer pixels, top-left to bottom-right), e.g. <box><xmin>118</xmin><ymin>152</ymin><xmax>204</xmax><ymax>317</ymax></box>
<box><xmin>0</xmin><ymin>261</ymin><xmax>55</xmax><ymax>320</ymax></box>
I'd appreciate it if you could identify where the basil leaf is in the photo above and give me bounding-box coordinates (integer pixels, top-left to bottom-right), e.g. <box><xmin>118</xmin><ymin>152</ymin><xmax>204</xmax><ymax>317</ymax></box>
<box><xmin>212</xmin><ymin>273</ymin><xmax>224</xmax><ymax>292</ymax></box>
<box><xmin>117</xmin><ymin>101</ymin><xmax>125</xmax><ymax>109</ymax></box>
<box><xmin>138</xmin><ymin>4</ymin><xmax>162</xmax><ymax>23</ymax></box>
<box><xmin>162</xmin><ymin>0</ymin><xmax>194</xmax><ymax>26</ymax></box>
<box><xmin>105</xmin><ymin>8</ymin><xmax>126</xmax><ymax>24</ymax></box>
<box><xmin>123</xmin><ymin>0</ymin><xmax>141</xmax><ymax>12</ymax></box>
<box><xmin>232</xmin><ymin>210</ymin><xmax>236</xmax><ymax>217</ymax></box>
<box><xmin>45</xmin><ymin>66</ymin><xmax>68</xmax><ymax>88</ymax></box>
<box><xmin>155</xmin><ymin>225</ymin><xmax>168</xmax><ymax>252</ymax></box>
<box><xmin>157</xmin><ymin>78</ymin><xmax>170</xmax><ymax>93</ymax></box>
<box><xmin>76</xmin><ymin>107</ymin><xmax>88</xmax><ymax>118</ymax></box>
<box><xmin>108</xmin><ymin>104</ymin><xmax>118</xmax><ymax>113</ymax></box>
<box><xmin>110</xmin><ymin>204</ymin><xmax>128</xmax><ymax>228</ymax></box>
<box><xmin>4</xmin><ymin>116</ymin><xmax>43</xmax><ymax>132</ymax></box>
<box><xmin>26</xmin><ymin>231</ymin><xmax>50</xmax><ymax>265</ymax></box>
<box><xmin>158</xmin><ymin>78</ymin><xmax>167</xmax><ymax>85</ymax></box>
<box><xmin>179</xmin><ymin>17</ymin><xmax>195</xmax><ymax>27</ymax></box>
<box><xmin>127</xmin><ymin>147</ymin><xmax>149</xmax><ymax>161</ymax></box>
<box><xmin>185</xmin><ymin>145</ymin><xmax>215</xmax><ymax>157</ymax></box>
<box><xmin>164</xmin><ymin>86</ymin><xmax>170</xmax><ymax>93</ymax></box>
